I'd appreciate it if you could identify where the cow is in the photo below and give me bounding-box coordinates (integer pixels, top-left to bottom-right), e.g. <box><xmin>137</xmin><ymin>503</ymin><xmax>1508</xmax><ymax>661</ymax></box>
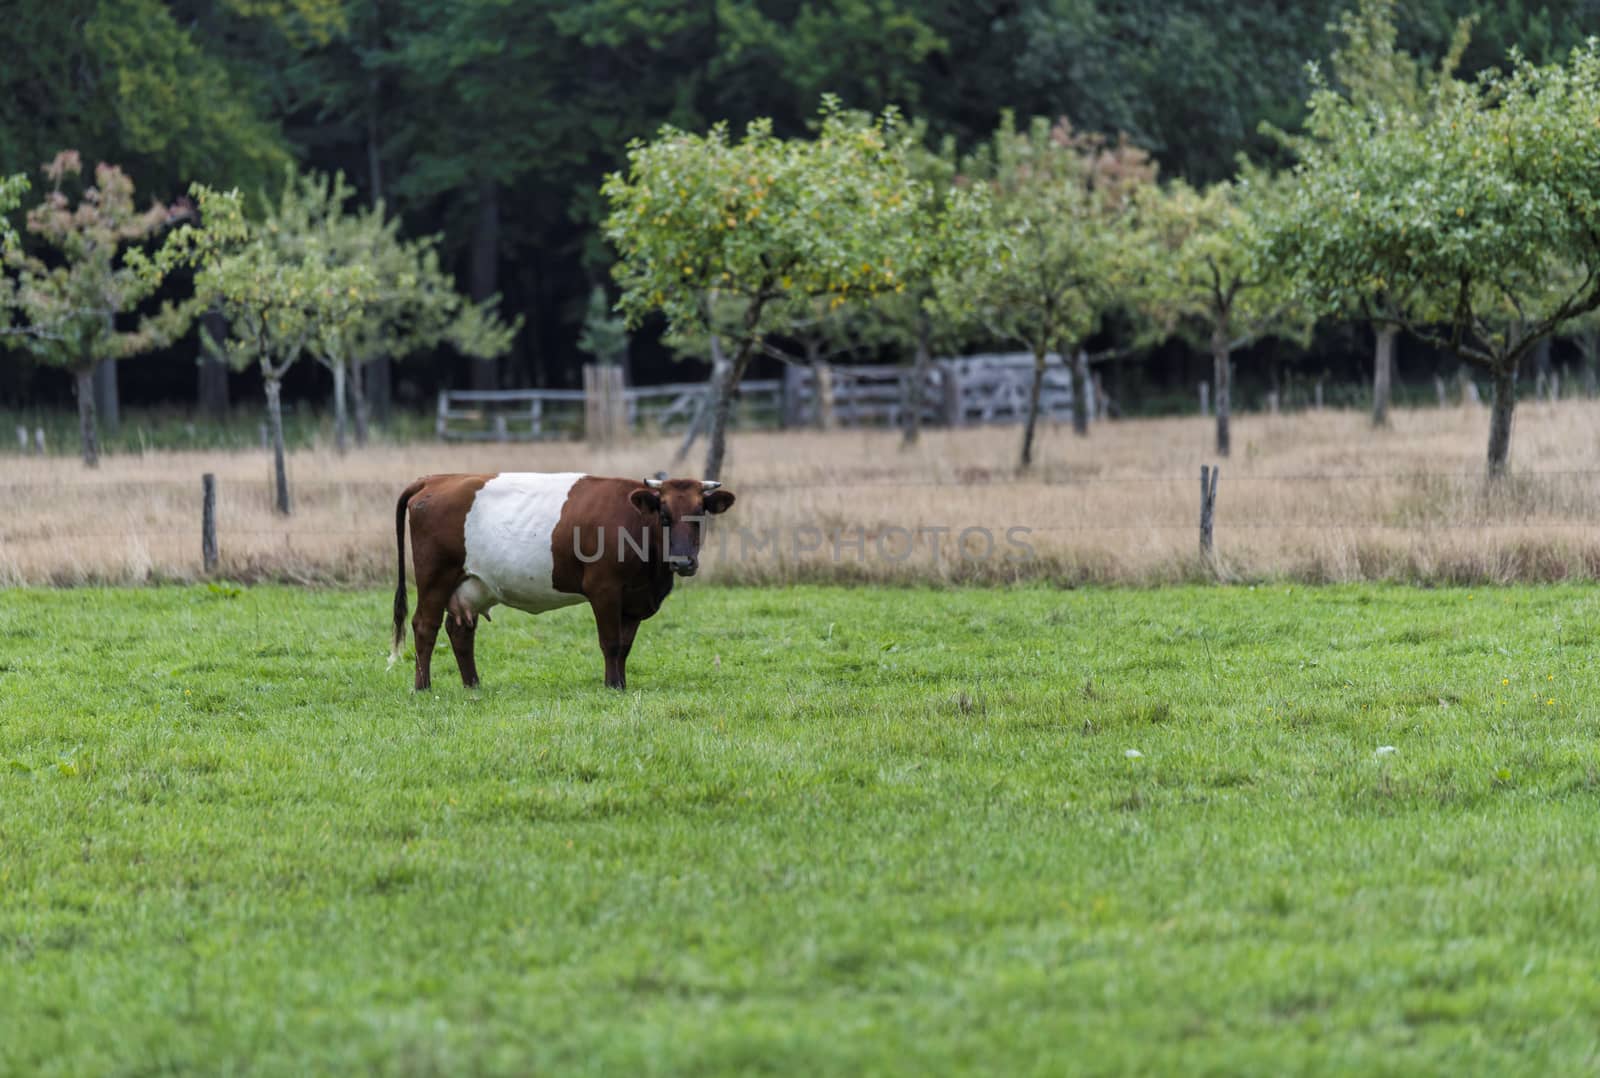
<box><xmin>391</xmin><ymin>473</ymin><xmax>735</xmax><ymax>691</ymax></box>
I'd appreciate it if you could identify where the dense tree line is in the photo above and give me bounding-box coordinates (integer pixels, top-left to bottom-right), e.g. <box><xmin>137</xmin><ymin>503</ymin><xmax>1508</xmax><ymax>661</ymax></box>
<box><xmin>1</xmin><ymin>0</ymin><xmax>1595</xmax><ymax>420</ymax></box>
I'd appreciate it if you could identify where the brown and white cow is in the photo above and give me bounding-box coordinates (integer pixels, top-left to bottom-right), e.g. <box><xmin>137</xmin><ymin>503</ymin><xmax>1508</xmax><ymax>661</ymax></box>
<box><xmin>392</xmin><ymin>473</ymin><xmax>735</xmax><ymax>691</ymax></box>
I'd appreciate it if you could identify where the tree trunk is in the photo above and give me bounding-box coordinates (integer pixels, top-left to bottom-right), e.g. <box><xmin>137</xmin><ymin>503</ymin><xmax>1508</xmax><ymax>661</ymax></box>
<box><xmin>1486</xmin><ymin>363</ymin><xmax>1516</xmax><ymax>479</ymax></box>
<box><xmin>468</xmin><ymin>179</ymin><xmax>501</xmax><ymax>391</ymax></box>
<box><xmin>1212</xmin><ymin>331</ymin><xmax>1231</xmax><ymax>458</ymax></box>
<box><xmin>813</xmin><ymin>359</ymin><xmax>833</xmax><ymax>430</ymax></box>
<box><xmin>1019</xmin><ymin>344</ymin><xmax>1047</xmax><ymax>471</ymax></box>
<box><xmin>1583</xmin><ymin>329</ymin><xmax>1600</xmax><ymax>399</ymax></box>
<box><xmin>1070</xmin><ymin>348</ymin><xmax>1089</xmax><ymax>436</ymax></box>
<box><xmin>264</xmin><ymin>376</ymin><xmax>291</xmax><ymax>515</ymax></box>
<box><xmin>902</xmin><ymin>311</ymin><xmax>931</xmax><ymax>447</ymax></box>
<box><xmin>74</xmin><ymin>365</ymin><xmax>100</xmax><ymax>468</ymax></box>
<box><xmin>367</xmin><ymin>356</ymin><xmax>392</xmax><ymax>423</ymax></box>
<box><xmin>351</xmin><ymin>360</ymin><xmax>372</xmax><ymax>447</ymax></box>
<box><xmin>366</xmin><ymin>71</ymin><xmax>384</xmax><ymax>208</ymax></box>
<box><xmin>704</xmin><ymin>338</ymin><xmax>753</xmax><ymax>483</ymax></box>
<box><xmin>1372</xmin><ymin>323</ymin><xmax>1396</xmax><ymax>428</ymax></box>
<box><xmin>199</xmin><ymin>310</ymin><xmax>230</xmax><ymax>419</ymax></box>
<box><xmin>804</xmin><ymin>337</ymin><xmax>831</xmax><ymax>430</ymax></box>
<box><xmin>93</xmin><ymin>358</ymin><xmax>120</xmax><ymax>436</ymax></box>
<box><xmin>198</xmin><ymin>357</ymin><xmax>229</xmax><ymax>419</ymax></box>
<box><xmin>361</xmin><ymin>86</ymin><xmax>393</xmax><ymax>427</ymax></box>
<box><xmin>331</xmin><ymin>362</ymin><xmax>349</xmax><ymax>454</ymax></box>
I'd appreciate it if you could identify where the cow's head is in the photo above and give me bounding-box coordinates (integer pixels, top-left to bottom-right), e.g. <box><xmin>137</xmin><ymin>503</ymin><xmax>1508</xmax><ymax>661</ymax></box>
<box><xmin>630</xmin><ymin>477</ymin><xmax>736</xmax><ymax>577</ymax></box>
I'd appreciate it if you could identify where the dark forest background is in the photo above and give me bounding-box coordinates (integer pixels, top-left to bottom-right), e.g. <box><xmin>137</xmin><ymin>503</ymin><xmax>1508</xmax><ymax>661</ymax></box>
<box><xmin>3</xmin><ymin>0</ymin><xmax>1597</xmax><ymax>419</ymax></box>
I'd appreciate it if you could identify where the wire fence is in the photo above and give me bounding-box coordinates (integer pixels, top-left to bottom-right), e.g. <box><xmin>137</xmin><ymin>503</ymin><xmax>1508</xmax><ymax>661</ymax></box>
<box><xmin>3</xmin><ymin>470</ymin><xmax>1599</xmax><ymax>544</ymax></box>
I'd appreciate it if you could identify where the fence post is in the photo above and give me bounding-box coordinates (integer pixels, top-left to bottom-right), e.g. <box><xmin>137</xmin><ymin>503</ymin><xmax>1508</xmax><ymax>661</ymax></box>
<box><xmin>781</xmin><ymin>364</ymin><xmax>804</xmax><ymax>428</ymax></box>
<box><xmin>940</xmin><ymin>361</ymin><xmax>963</xmax><ymax>428</ymax></box>
<box><xmin>436</xmin><ymin>391</ymin><xmax>450</xmax><ymax>438</ymax></box>
<box><xmin>16</xmin><ymin>426</ymin><xmax>27</xmax><ymax>454</ymax></box>
<box><xmin>815</xmin><ymin>364</ymin><xmax>835</xmax><ymax>430</ymax></box>
<box><xmin>1199</xmin><ymin>464</ymin><xmax>1219</xmax><ymax>562</ymax></box>
<box><xmin>201</xmin><ymin>473</ymin><xmax>218</xmax><ymax>574</ymax></box>
<box><xmin>609</xmin><ymin>367</ymin><xmax>624</xmax><ymax>439</ymax></box>
<box><xmin>34</xmin><ymin>427</ymin><xmax>45</xmax><ymax>455</ymax></box>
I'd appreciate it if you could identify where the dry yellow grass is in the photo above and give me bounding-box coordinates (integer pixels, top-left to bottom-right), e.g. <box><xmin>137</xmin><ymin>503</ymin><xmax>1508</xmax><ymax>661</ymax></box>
<box><xmin>4</xmin><ymin>399</ymin><xmax>1600</xmax><ymax>586</ymax></box>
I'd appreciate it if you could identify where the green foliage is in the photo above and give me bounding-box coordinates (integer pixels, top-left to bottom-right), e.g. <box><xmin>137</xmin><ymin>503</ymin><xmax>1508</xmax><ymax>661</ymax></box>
<box><xmin>858</xmin><ymin>126</ymin><xmax>990</xmax><ymax>359</ymax></box>
<box><xmin>0</xmin><ymin>152</ymin><xmax>186</xmax><ymax>373</ymax></box>
<box><xmin>8</xmin><ymin>583</ymin><xmax>1600</xmax><ymax>1071</ymax></box>
<box><xmin>1324</xmin><ymin>0</ymin><xmax>1474</xmax><ymax>116</ymax></box>
<box><xmin>0</xmin><ymin>173</ymin><xmax>27</xmax><ymax>252</ymax></box>
<box><xmin>1266</xmin><ymin>0</ymin><xmax>1475</xmax><ymax>331</ymax></box>
<box><xmin>0</xmin><ymin>2</ymin><xmax>290</xmax><ymax>200</ymax></box>
<box><xmin>1007</xmin><ymin>1</ymin><xmax>1336</xmax><ymax>182</ymax></box>
<box><xmin>1134</xmin><ymin>167</ymin><xmax>1306</xmax><ymax>355</ymax></box>
<box><xmin>576</xmin><ymin>285</ymin><xmax>629</xmax><ymax>368</ymax></box>
<box><xmin>1277</xmin><ymin>41</ymin><xmax>1600</xmax><ymax>371</ymax></box>
<box><xmin>268</xmin><ymin>170</ymin><xmax>517</xmax><ymax>377</ymax></box>
<box><xmin>156</xmin><ymin>182</ymin><xmax>372</xmax><ymax>382</ymax></box>
<box><xmin>84</xmin><ymin>0</ymin><xmax>290</xmax><ymax>191</ymax></box>
<box><xmin>946</xmin><ymin>115</ymin><xmax>1156</xmax><ymax>358</ymax></box>
<box><xmin>218</xmin><ymin>0</ymin><xmax>347</xmax><ymax>47</ymax></box>
<box><xmin>712</xmin><ymin>0</ymin><xmax>946</xmax><ymax>119</ymax></box>
<box><xmin>602</xmin><ymin>101</ymin><xmax>924</xmax><ymax>344</ymax></box>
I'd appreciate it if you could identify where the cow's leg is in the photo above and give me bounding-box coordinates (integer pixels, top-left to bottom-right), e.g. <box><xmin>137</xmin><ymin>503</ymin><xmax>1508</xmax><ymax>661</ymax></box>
<box><xmin>411</xmin><ymin>580</ymin><xmax>452</xmax><ymax>692</ymax></box>
<box><xmin>613</xmin><ymin>617</ymin><xmax>642</xmax><ymax>691</ymax></box>
<box><xmin>589</xmin><ymin>592</ymin><xmax>626</xmax><ymax>690</ymax></box>
<box><xmin>444</xmin><ymin>579</ymin><xmax>494</xmax><ymax>689</ymax></box>
<box><xmin>445</xmin><ymin>612</ymin><xmax>480</xmax><ymax>689</ymax></box>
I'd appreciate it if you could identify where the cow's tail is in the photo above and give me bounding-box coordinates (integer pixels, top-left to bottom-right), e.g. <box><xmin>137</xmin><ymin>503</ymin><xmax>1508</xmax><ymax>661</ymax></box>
<box><xmin>390</xmin><ymin>478</ymin><xmax>426</xmax><ymax>669</ymax></box>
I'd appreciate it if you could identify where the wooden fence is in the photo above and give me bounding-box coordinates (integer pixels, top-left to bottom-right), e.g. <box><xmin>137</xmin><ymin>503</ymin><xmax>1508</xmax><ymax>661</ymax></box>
<box><xmin>436</xmin><ymin>353</ymin><xmax>1077</xmax><ymax>441</ymax></box>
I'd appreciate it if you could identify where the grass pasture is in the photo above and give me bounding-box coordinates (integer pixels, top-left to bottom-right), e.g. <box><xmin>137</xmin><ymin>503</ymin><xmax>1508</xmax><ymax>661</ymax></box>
<box><xmin>5</xmin><ymin>583</ymin><xmax>1600</xmax><ymax>1073</ymax></box>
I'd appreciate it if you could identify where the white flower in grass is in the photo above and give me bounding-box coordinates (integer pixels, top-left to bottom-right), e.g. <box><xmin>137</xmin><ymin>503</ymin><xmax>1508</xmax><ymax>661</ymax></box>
<box><xmin>1124</xmin><ymin>749</ymin><xmax>1144</xmax><ymax>760</ymax></box>
<box><xmin>1375</xmin><ymin>745</ymin><xmax>1398</xmax><ymax>757</ymax></box>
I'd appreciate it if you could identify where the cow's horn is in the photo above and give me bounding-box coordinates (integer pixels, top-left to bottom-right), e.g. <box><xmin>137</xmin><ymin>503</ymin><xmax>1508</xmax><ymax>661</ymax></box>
<box><xmin>644</xmin><ymin>477</ymin><xmax>664</xmax><ymax>489</ymax></box>
<box><xmin>701</xmin><ymin>480</ymin><xmax>721</xmax><ymax>491</ymax></box>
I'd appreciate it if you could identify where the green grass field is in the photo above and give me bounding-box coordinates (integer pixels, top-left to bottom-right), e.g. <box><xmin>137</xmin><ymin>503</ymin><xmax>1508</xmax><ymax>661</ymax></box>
<box><xmin>4</xmin><ymin>583</ymin><xmax>1600</xmax><ymax>1074</ymax></box>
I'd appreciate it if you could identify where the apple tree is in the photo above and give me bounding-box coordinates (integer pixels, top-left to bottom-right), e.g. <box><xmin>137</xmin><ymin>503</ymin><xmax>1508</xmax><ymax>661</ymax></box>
<box><xmin>1275</xmin><ymin>41</ymin><xmax>1600</xmax><ymax>477</ymax></box>
<box><xmin>0</xmin><ymin>153</ymin><xmax>187</xmax><ymax>466</ymax></box>
<box><xmin>1134</xmin><ymin>167</ymin><xmax>1305</xmax><ymax>457</ymax></box>
<box><xmin>154</xmin><ymin>183</ymin><xmax>372</xmax><ymax>512</ymax></box>
<box><xmin>602</xmin><ymin>101</ymin><xmax>922</xmax><ymax>481</ymax></box>
<box><xmin>945</xmin><ymin>116</ymin><xmax>1155</xmax><ymax>471</ymax></box>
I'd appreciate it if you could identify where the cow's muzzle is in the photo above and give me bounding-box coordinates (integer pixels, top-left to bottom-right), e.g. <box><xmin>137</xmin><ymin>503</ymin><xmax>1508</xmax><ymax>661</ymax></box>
<box><xmin>674</xmin><ymin>556</ymin><xmax>699</xmax><ymax>577</ymax></box>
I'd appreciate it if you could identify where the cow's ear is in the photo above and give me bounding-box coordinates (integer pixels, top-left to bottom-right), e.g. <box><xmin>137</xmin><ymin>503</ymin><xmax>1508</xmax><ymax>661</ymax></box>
<box><xmin>630</xmin><ymin>488</ymin><xmax>661</xmax><ymax>516</ymax></box>
<box><xmin>703</xmin><ymin>489</ymin><xmax>736</xmax><ymax>515</ymax></box>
